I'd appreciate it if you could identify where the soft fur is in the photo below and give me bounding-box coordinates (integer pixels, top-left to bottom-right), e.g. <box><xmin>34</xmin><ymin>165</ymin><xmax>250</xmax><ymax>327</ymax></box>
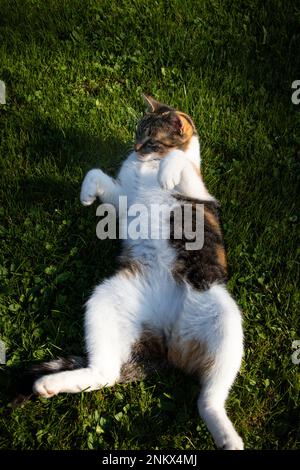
<box><xmin>32</xmin><ymin>96</ymin><xmax>244</xmax><ymax>450</ymax></box>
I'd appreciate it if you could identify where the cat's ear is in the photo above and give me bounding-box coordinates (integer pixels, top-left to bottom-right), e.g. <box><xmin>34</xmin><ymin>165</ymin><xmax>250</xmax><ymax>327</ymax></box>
<box><xmin>142</xmin><ymin>94</ymin><xmax>166</xmax><ymax>112</ymax></box>
<box><xmin>170</xmin><ymin>114</ymin><xmax>185</xmax><ymax>134</ymax></box>
<box><xmin>175</xmin><ymin>112</ymin><xmax>196</xmax><ymax>136</ymax></box>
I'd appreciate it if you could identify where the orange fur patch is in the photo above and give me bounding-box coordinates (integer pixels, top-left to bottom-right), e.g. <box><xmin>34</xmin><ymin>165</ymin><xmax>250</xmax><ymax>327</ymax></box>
<box><xmin>204</xmin><ymin>208</ymin><xmax>222</xmax><ymax>236</ymax></box>
<box><xmin>216</xmin><ymin>244</ymin><xmax>227</xmax><ymax>271</ymax></box>
<box><xmin>177</xmin><ymin>113</ymin><xmax>194</xmax><ymax>139</ymax></box>
<box><xmin>123</xmin><ymin>326</ymin><xmax>214</xmax><ymax>383</ymax></box>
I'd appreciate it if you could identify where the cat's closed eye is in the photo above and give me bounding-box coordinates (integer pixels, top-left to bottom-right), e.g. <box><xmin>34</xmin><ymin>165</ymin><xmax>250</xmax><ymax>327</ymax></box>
<box><xmin>149</xmin><ymin>143</ymin><xmax>161</xmax><ymax>152</ymax></box>
<box><xmin>139</xmin><ymin>141</ymin><xmax>162</xmax><ymax>154</ymax></box>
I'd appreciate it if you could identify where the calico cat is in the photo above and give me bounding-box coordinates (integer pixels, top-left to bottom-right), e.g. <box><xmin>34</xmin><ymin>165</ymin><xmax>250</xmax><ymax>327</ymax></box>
<box><xmin>32</xmin><ymin>95</ymin><xmax>244</xmax><ymax>450</ymax></box>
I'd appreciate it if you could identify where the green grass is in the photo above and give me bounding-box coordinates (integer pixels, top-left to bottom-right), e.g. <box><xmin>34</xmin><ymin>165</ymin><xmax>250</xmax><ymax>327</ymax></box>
<box><xmin>0</xmin><ymin>0</ymin><xmax>299</xmax><ymax>450</ymax></box>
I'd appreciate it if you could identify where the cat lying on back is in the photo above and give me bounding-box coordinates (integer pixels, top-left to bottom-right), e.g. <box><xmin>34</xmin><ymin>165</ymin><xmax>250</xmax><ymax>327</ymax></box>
<box><xmin>32</xmin><ymin>95</ymin><xmax>244</xmax><ymax>450</ymax></box>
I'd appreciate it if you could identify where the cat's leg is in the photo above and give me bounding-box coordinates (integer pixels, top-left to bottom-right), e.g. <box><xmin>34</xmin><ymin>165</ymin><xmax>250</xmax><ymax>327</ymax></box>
<box><xmin>168</xmin><ymin>284</ymin><xmax>244</xmax><ymax>450</ymax></box>
<box><xmin>80</xmin><ymin>168</ymin><xmax>122</xmax><ymax>206</ymax></box>
<box><xmin>33</xmin><ymin>269</ymin><xmax>148</xmax><ymax>397</ymax></box>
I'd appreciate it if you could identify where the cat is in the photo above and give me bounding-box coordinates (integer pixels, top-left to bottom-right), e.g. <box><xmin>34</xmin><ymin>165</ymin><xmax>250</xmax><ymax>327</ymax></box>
<box><xmin>31</xmin><ymin>95</ymin><xmax>244</xmax><ymax>450</ymax></box>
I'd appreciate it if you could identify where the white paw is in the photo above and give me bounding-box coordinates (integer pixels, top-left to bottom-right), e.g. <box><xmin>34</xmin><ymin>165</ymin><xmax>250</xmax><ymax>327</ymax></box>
<box><xmin>80</xmin><ymin>169</ymin><xmax>104</xmax><ymax>206</ymax></box>
<box><xmin>33</xmin><ymin>375</ymin><xmax>60</xmax><ymax>398</ymax></box>
<box><xmin>158</xmin><ymin>154</ymin><xmax>185</xmax><ymax>190</ymax></box>
<box><xmin>218</xmin><ymin>432</ymin><xmax>244</xmax><ymax>450</ymax></box>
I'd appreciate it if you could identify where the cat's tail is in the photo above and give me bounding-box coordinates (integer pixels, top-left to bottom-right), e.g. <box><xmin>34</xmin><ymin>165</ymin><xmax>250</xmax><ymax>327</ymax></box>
<box><xmin>11</xmin><ymin>356</ymin><xmax>86</xmax><ymax>407</ymax></box>
<box><xmin>29</xmin><ymin>356</ymin><xmax>87</xmax><ymax>374</ymax></box>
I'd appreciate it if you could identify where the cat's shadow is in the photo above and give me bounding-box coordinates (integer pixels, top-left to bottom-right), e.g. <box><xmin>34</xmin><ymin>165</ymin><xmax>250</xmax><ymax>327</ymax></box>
<box><xmin>2</xmin><ymin>116</ymin><xmax>128</xmax><ymax>399</ymax></box>
<box><xmin>13</xmin><ymin>114</ymin><xmax>131</xmax><ymax>203</ymax></box>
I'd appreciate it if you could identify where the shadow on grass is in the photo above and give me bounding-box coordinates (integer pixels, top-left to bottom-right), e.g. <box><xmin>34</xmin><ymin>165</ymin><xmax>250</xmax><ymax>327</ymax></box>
<box><xmin>1</xmin><ymin>114</ymin><xmax>128</xmax><ymax>396</ymax></box>
<box><xmin>17</xmin><ymin>113</ymin><xmax>130</xmax><ymax>174</ymax></box>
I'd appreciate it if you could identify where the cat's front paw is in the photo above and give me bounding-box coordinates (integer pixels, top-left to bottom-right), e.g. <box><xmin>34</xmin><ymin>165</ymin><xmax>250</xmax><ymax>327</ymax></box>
<box><xmin>80</xmin><ymin>169</ymin><xmax>104</xmax><ymax>206</ymax></box>
<box><xmin>158</xmin><ymin>154</ymin><xmax>185</xmax><ymax>190</ymax></box>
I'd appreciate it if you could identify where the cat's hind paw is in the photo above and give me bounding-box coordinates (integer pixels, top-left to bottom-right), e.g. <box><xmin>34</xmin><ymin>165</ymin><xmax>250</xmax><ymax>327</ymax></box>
<box><xmin>33</xmin><ymin>375</ymin><xmax>59</xmax><ymax>398</ymax></box>
<box><xmin>218</xmin><ymin>433</ymin><xmax>244</xmax><ymax>450</ymax></box>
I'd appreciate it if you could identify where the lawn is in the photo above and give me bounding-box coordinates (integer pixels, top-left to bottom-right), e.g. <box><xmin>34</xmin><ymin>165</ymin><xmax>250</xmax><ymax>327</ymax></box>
<box><xmin>0</xmin><ymin>0</ymin><xmax>299</xmax><ymax>450</ymax></box>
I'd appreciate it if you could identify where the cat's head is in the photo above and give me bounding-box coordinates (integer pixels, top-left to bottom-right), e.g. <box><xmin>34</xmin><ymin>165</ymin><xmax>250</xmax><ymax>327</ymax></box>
<box><xmin>135</xmin><ymin>95</ymin><xmax>197</xmax><ymax>161</ymax></box>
